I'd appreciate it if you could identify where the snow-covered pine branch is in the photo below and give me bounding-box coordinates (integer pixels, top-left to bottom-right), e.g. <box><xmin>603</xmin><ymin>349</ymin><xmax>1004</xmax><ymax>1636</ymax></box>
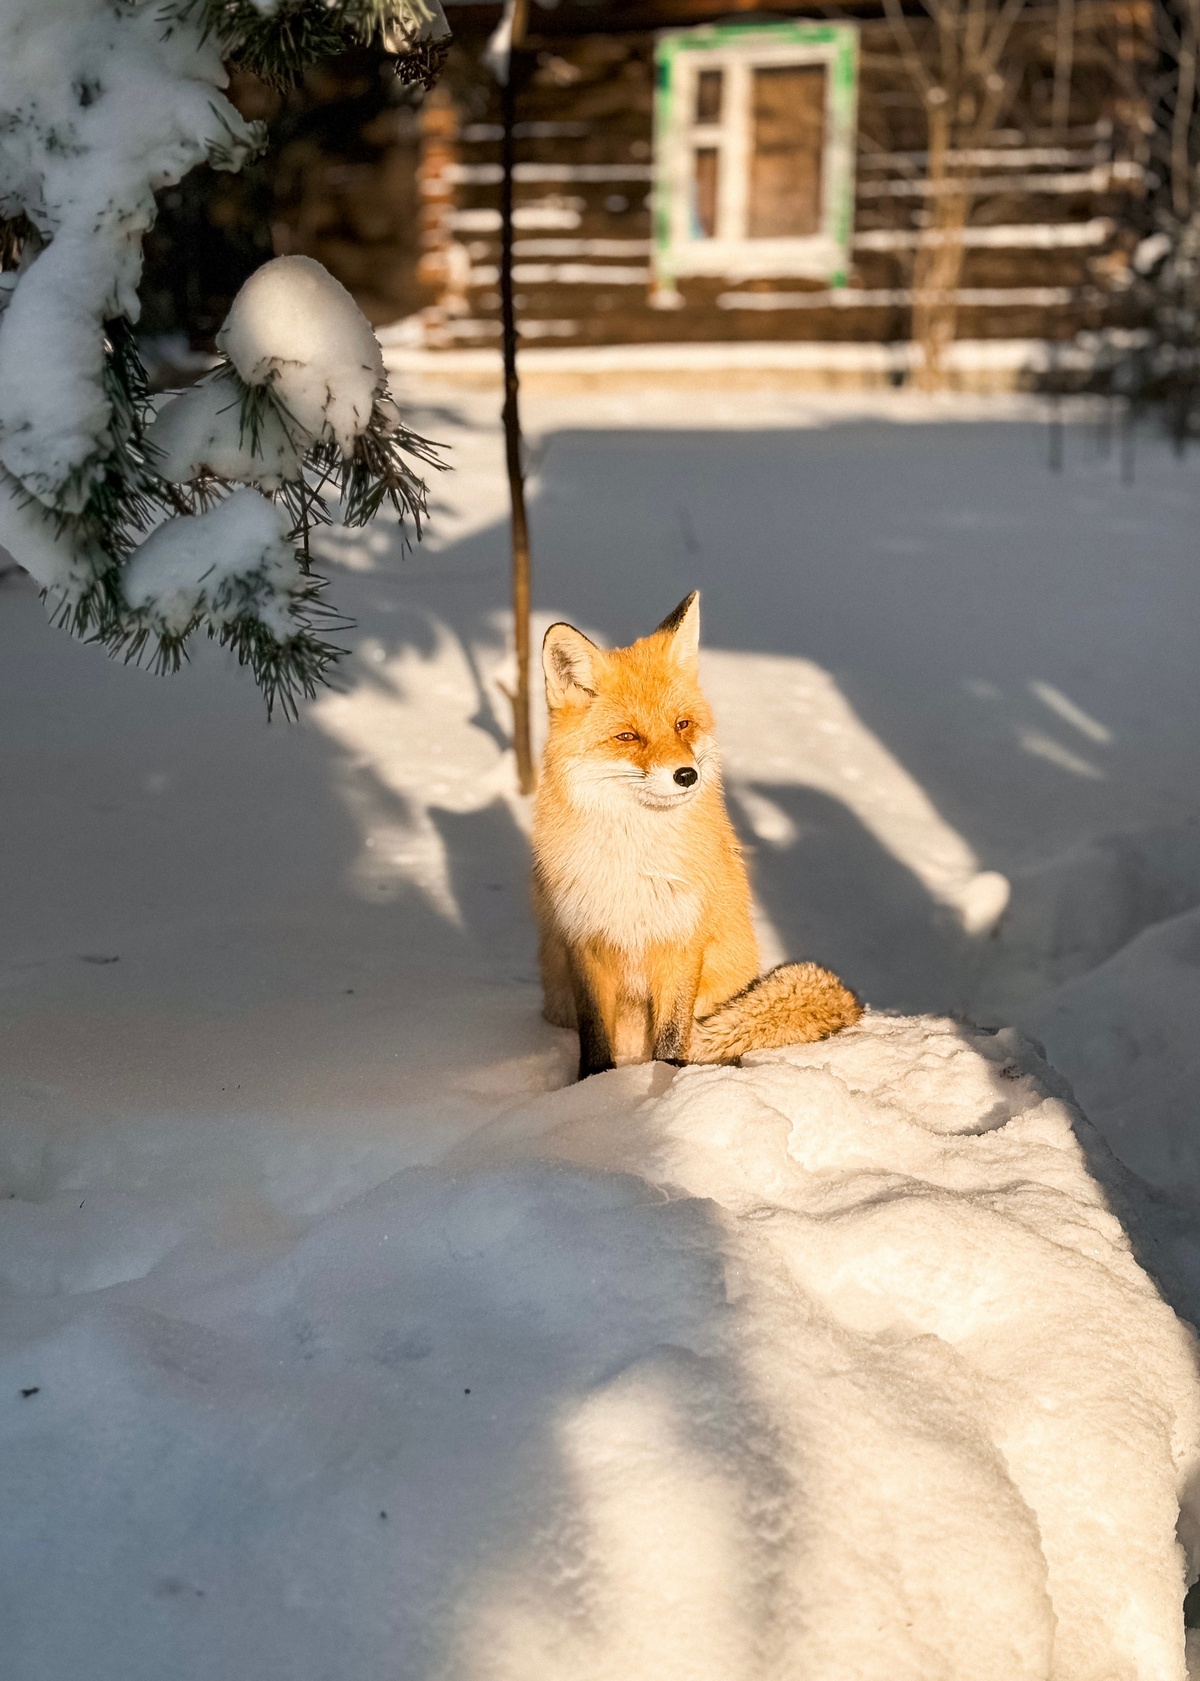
<box><xmin>0</xmin><ymin>0</ymin><xmax>449</xmax><ymax>717</ymax></box>
<box><xmin>137</xmin><ymin>255</ymin><xmax>445</xmax><ymax>713</ymax></box>
<box><xmin>169</xmin><ymin>0</ymin><xmax>452</xmax><ymax>90</ymax></box>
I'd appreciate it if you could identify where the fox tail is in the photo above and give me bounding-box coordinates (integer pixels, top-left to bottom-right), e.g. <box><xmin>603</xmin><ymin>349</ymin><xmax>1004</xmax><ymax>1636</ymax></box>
<box><xmin>689</xmin><ymin>962</ymin><xmax>862</xmax><ymax>1064</ymax></box>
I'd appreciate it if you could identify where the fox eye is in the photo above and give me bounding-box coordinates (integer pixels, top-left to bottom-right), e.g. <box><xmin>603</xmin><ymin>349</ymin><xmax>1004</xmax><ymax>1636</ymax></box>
<box><xmin>675</xmin><ymin>719</ymin><xmax>692</xmax><ymax>732</ymax></box>
<box><xmin>614</xmin><ymin>730</ymin><xmax>640</xmax><ymax>743</ymax></box>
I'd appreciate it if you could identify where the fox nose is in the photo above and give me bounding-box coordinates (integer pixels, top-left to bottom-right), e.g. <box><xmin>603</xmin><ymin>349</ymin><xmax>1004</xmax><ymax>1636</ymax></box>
<box><xmin>673</xmin><ymin>766</ymin><xmax>698</xmax><ymax>788</ymax></box>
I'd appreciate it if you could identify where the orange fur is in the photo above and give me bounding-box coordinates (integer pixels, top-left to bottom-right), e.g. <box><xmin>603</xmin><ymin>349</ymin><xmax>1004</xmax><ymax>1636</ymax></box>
<box><xmin>531</xmin><ymin>593</ymin><xmax>862</xmax><ymax>1080</ymax></box>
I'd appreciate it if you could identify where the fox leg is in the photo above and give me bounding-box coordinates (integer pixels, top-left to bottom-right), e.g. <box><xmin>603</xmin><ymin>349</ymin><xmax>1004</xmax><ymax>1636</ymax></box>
<box><xmin>695</xmin><ymin>926</ymin><xmax>759</xmax><ymax>1022</ymax></box>
<box><xmin>650</xmin><ymin>945</ymin><xmax>704</xmax><ymax>1065</ymax></box>
<box><xmin>538</xmin><ymin>924</ymin><xmax>577</xmax><ymax>1030</ymax></box>
<box><xmin>573</xmin><ymin>983</ymin><xmax>613</xmax><ymax>1080</ymax></box>
<box><xmin>533</xmin><ymin>874</ymin><xmax>577</xmax><ymax>1030</ymax></box>
<box><xmin>569</xmin><ymin>946</ymin><xmax>618</xmax><ymax>1080</ymax></box>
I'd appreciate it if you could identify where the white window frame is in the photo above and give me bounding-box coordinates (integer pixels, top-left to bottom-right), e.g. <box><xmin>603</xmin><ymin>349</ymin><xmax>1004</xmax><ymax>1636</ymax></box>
<box><xmin>653</xmin><ymin>23</ymin><xmax>859</xmax><ymax>292</ymax></box>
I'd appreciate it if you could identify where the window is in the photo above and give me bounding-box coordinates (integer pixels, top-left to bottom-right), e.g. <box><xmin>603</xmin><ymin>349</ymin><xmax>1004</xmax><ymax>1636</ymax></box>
<box><xmin>653</xmin><ymin>23</ymin><xmax>859</xmax><ymax>293</ymax></box>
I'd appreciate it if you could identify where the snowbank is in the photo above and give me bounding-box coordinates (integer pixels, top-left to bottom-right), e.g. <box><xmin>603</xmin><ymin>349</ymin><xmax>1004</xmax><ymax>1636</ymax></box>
<box><xmin>2</xmin><ymin>1014</ymin><xmax>1196</xmax><ymax>1681</ymax></box>
<box><xmin>978</xmin><ymin>824</ymin><xmax>1200</xmax><ymax>1024</ymax></box>
<box><xmin>1025</xmin><ymin>906</ymin><xmax>1200</xmax><ymax>1198</ymax></box>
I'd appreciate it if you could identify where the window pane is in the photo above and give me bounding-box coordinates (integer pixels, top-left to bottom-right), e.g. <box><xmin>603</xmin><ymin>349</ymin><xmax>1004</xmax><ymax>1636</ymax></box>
<box><xmin>692</xmin><ymin>148</ymin><xmax>719</xmax><ymax>238</ymax></box>
<box><xmin>694</xmin><ymin>69</ymin><xmax>723</xmax><ymax>125</ymax></box>
<box><xmin>748</xmin><ymin>64</ymin><xmax>825</xmax><ymax>239</ymax></box>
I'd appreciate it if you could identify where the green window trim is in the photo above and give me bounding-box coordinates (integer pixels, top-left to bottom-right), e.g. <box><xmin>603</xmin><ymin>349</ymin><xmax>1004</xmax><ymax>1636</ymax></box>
<box><xmin>653</xmin><ymin>21</ymin><xmax>860</xmax><ymax>298</ymax></box>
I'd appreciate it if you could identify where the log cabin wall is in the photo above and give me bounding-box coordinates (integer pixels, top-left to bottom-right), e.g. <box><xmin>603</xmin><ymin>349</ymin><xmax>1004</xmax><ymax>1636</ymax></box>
<box><xmin>408</xmin><ymin>1</ymin><xmax>1149</xmax><ymax>353</ymax></box>
<box><xmin>141</xmin><ymin>53</ymin><xmax>431</xmax><ymax>351</ymax></box>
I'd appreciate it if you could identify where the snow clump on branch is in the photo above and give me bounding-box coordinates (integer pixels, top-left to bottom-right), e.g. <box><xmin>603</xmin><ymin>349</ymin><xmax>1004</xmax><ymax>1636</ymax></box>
<box><xmin>145</xmin><ymin>372</ymin><xmax>304</xmax><ymax>490</ymax></box>
<box><xmin>122</xmin><ymin>489</ymin><xmax>298</xmax><ymax>639</ymax></box>
<box><xmin>218</xmin><ymin>255</ymin><xmax>385</xmax><ymax>453</ymax></box>
<box><xmin>133</xmin><ymin>254</ymin><xmax>442</xmax><ymax>715</ymax></box>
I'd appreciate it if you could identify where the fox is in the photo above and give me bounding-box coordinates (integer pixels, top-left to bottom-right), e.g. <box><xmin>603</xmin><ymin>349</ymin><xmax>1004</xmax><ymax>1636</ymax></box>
<box><xmin>531</xmin><ymin>591</ymin><xmax>862</xmax><ymax>1081</ymax></box>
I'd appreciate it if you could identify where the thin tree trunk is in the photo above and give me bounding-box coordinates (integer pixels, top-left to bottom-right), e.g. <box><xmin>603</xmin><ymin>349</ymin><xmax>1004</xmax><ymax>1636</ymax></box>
<box><xmin>499</xmin><ymin>33</ymin><xmax>536</xmax><ymax>795</ymax></box>
<box><xmin>886</xmin><ymin>0</ymin><xmax>1030</xmax><ymax>392</ymax></box>
<box><xmin>1173</xmin><ymin>2</ymin><xmax>1198</xmax><ymax>219</ymax></box>
<box><xmin>912</xmin><ymin>104</ymin><xmax>971</xmax><ymax>390</ymax></box>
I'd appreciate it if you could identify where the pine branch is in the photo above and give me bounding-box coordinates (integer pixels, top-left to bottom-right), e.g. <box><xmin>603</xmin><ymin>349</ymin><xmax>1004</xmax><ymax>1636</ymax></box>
<box><xmin>330</xmin><ymin>398</ymin><xmax>445</xmax><ymax>532</ymax></box>
<box><xmin>167</xmin><ymin>1</ymin><xmax>348</xmax><ymax>88</ymax></box>
<box><xmin>2</xmin><ymin>8</ymin><xmax>449</xmax><ymax>717</ymax></box>
<box><xmin>14</xmin><ymin>325</ymin><xmax>341</xmax><ymax>718</ymax></box>
<box><xmin>216</xmin><ymin>614</ymin><xmax>347</xmax><ymax>721</ymax></box>
<box><xmin>59</xmin><ymin>322</ymin><xmax>187</xmax><ymax>555</ymax></box>
<box><xmin>79</xmin><ymin>350</ymin><xmax>448</xmax><ymax>716</ymax></box>
<box><xmin>119</xmin><ymin>566</ymin><xmax>349</xmax><ymax>722</ymax></box>
<box><xmin>0</xmin><ymin>213</ymin><xmax>36</xmax><ymax>271</ymax></box>
<box><xmin>208</xmin><ymin>357</ymin><xmax>445</xmax><ymax>540</ymax></box>
<box><xmin>161</xmin><ymin>0</ymin><xmax>450</xmax><ymax>90</ymax></box>
<box><xmin>91</xmin><ymin>563</ymin><xmax>349</xmax><ymax>720</ymax></box>
<box><xmin>205</xmin><ymin>105</ymin><xmax>269</xmax><ymax>172</ymax></box>
<box><xmin>31</xmin><ymin>321</ymin><xmax>191</xmax><ymax>651</ymax></box>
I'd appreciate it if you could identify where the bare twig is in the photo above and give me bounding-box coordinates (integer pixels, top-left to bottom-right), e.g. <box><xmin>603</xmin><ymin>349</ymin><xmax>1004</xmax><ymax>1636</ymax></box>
<box><xmin>1053</xmin><ymin>0</ymin><xmax>1076</xmax><ymax>128</ymax></box>
<box><xmin>979</xmin><ymin>0</ymin><xmax>1030</xmax><ymax>85</ymax></box>
<box><xmin>882</xmin><ymin>0</ymin><xmax>937</xmax><ymax>98</ymax></box>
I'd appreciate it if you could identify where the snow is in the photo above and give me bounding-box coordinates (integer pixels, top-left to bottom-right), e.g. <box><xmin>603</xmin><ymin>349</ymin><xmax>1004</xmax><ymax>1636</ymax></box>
<box><xmin>0</xmin><ymin>11</ymin><xmax>410</xmax><ymax>660</ymax></box>
<box><xmin>217</xmin><ymin>255</ymin><xmax>385</xmax><ymax>455</ymax></box>
<box><xmin>450</xmin><ymin>1019</ymin><xmax>1199</xmax><ymax>1681</ymax></box>
<box><xmin>0</xmin><ymin>0</ymin><xmax>258</xmax><ymax>506</ymax></box>
<box><xmin>699</xmin><ymin>648</ymin><xmax>1013</xmax><ymax>934</ymax></box>
<box><xmin>122</xmin><ymin>490</ymin><xmax>298</xmax><ymax>637</ymax></box>
<box><xmin>3</xmin><ymin>1013</ymin><xmax>1197</xmax><ymax>1681</ymax></box>
<box><xmin>0</xmin><ymin>469</ymin><xmax>101</xmax><ymax>596</ymax></box>
<box><xmin>1025</xmin><ymin>906</ymin><xmax>1200</xmax><ymax>1198</ymax></box>
<box><xmin>147</xmin><ymin>372</ymin><xmax>304</xmax><ymax>489</ymax></box>
<box><xmin>3</xmin><ymin>391</ymin><xmax>1200</xmax><ymax>1676</ymax></box>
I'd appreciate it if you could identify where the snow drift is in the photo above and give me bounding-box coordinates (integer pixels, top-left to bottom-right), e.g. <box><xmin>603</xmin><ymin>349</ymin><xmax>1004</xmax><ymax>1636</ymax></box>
<box><xmin>3</xmin><ymin>1014</ymin><xmax>1196</xmax><ymax>1681</ymax></box>
<box><xmin>1025</xmin><ymin>905</ymin><xmax>1200</xmax><ymax>1199</ymax></box>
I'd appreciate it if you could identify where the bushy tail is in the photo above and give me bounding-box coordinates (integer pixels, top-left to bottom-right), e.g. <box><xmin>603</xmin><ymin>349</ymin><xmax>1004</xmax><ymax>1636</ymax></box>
<box><xmin>689</xmin><ymin>962</ymin><xmax>862</xmax><ymax>1063</ymax></box>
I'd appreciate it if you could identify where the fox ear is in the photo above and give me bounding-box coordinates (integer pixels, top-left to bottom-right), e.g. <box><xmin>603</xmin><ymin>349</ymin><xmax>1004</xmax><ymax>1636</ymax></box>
<box><xmin>655</xmin><ymin>591</ymin><xmax>700</xmax><ymax>668</ymax></box>
<box><xmin>543</xmin><ymin>622</ymin><xmax>600</xmax><ymax>708</ymax></box>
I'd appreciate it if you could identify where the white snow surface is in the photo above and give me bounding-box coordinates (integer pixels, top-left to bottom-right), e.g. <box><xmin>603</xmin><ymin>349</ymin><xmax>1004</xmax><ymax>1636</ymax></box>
<box><xmin>3</xmin><ymin>393</ymin><xmax>1200</xmax><ymax>1677</ymax></box>
<box><xmin>0</xmin><ymin>0</ymin><xmax>258</xmax><ymax>509</ymax></box>
<box><xmin>1025</xmin><ymin>906</ymin><xmax>1200</xmax><ymax>1198</ymax></box>
<box><xmin>3</xmin><ymin>1014</ymin><xmax>1197</xmax><ymax>1681</ymax></box>
<box><xmin>217</xmin><ymin>255</ymin><xmax>385</xmax><ymax>455</ymax></box>
<box><xmin>122</xmin><ymin>490</ymin><xmax>298</xmax><ymax>637</ymax></box>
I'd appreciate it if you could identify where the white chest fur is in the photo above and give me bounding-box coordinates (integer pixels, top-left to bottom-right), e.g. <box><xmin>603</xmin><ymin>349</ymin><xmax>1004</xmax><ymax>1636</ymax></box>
<box><xmin>541</xmin><ymin>803</ymin><xmax>704</xmax><ymax>953</ymax></box>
